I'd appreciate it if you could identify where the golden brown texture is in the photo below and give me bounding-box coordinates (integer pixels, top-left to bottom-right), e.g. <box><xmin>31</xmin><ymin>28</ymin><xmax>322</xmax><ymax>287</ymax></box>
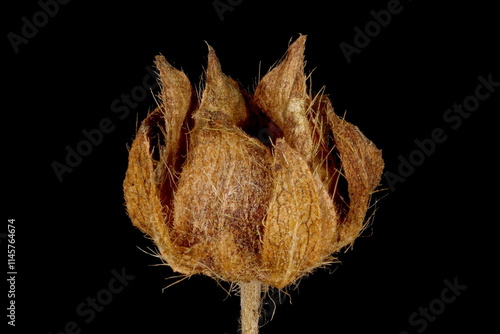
<box><xmin>123</xmin><ymin>35</ymin><xmax>384</xmax><ymax>289</ymax></box>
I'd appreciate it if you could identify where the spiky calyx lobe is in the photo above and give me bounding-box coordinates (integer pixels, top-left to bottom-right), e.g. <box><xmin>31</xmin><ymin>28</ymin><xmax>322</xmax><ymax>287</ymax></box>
<box><xmin>123</xmin><ymin>35</ymin><xmax>384</xmax><ymax>289</ymax></box>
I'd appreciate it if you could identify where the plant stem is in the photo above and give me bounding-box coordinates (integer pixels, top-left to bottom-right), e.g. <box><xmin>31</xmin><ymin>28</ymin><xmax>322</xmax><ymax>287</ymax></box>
<box><xmin>240</xmin><ymin>280</ymin><xmax>262</xmax><ymax>334</ymax></box>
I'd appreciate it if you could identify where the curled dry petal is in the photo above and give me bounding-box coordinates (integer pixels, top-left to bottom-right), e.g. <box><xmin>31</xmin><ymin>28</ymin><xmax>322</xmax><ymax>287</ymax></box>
<box><xmin>123</xmin><ymin>35</ymin><xmax>384</xmax><ymax>290</ymax></box>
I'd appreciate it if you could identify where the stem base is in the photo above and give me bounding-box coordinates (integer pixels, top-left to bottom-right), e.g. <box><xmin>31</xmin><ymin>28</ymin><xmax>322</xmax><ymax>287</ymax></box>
<box><xmin>240</xmin><ymin>281</ymin><xmax>262</xmax><ymax>334</ymax></box>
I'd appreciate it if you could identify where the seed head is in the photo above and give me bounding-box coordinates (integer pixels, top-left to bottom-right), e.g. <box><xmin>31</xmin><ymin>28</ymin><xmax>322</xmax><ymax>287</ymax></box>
<box><xmin>124</xmin><ymin>35</ymin><xmax>384</xmax><ymax>289</ymax></box>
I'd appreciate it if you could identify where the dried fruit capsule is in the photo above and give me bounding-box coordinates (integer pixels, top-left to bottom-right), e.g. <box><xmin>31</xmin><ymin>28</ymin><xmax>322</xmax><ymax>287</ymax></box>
<box><xmin>124</xmin><ymin>35</ymin><xmax>384</xmax><ymax>334</ymax></box>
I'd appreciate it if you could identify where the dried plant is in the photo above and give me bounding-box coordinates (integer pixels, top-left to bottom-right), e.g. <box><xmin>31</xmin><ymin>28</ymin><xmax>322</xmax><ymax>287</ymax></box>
<box><xmin>123</xmin><ymin>35</ymin><xmax>384</xmax><ymax>334</ymax></box>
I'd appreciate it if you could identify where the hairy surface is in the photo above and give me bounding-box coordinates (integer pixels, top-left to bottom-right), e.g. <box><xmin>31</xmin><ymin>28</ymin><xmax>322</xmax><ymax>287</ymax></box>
<box><xmin>123</xmin><ymin>35</ymin><xmax>384</xmax><ymax>289</ymax></box>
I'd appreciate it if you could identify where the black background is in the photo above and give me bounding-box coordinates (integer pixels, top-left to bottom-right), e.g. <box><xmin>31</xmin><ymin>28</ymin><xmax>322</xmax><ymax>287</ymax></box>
<box><xmin>4</xmin><ymin>0</ymin><xmax>498</xmax><ymax>333</ymax></box>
